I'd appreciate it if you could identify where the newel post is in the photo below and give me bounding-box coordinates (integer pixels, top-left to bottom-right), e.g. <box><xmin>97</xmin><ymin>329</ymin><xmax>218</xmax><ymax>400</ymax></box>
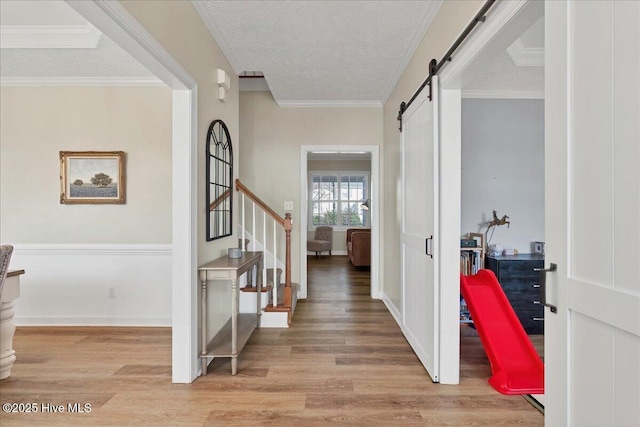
<box><xmin>283</xmin><ymin>213</ymin><xmax>293</xmax><ymax>308</ymax></box>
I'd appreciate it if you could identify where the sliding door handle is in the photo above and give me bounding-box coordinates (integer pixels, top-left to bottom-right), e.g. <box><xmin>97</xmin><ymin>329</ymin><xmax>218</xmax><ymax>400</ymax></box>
<box><xmin>533</xmin><ymin>263</ymin><xmax>557</xmax><ymax>313</ymax></box>
<box><xmin>425</xmin><ymin>235</ymin><xmax>433</xmax><ymax>258</ymax></box>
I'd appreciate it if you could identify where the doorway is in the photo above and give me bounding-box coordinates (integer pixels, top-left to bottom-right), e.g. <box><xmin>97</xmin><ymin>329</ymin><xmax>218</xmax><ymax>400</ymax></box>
<box><xmin>67</xmin><ymin>1</ymin><xmax>198</xmax><ymax>383</ymax></box>
<box><xmin>299</xmin><ymin>145</ymin><xmax>380</xmax><ymax>301</ymax></box>
<box><xmin>433</xmin><ymin>0</ymin><xmax>545</xmax><ymax>385</ymax></box>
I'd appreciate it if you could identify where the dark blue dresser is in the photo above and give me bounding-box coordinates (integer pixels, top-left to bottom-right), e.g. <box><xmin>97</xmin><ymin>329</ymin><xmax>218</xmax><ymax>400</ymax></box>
<box><xmin>486</xmin><ymin>254</ymin><xmax>545</xmax><ymax>334</ymax></box>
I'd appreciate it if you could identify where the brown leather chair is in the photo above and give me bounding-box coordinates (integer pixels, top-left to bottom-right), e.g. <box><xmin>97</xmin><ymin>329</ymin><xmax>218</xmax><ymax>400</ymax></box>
<box><xmin>307</xmin><ymin>226</ymin><xmax>333</xmax><ymax>258</ymax></box>
<box><xmin>346</xmin><ymin>229</ymin><xmax>370</xmax><ymax>267</ymax></box>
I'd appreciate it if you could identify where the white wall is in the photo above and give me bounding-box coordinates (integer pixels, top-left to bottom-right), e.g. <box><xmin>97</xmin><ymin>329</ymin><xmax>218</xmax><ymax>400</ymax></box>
<box><xmin>0</xmin><ymin>86</ymin><xmax>173</xmax><ymax>325</ymax></box>
<box><xmin>239</xmin><ymin>91</ymin><xmax>382</xmax><ymax>282</ymax></box>
<box><xmin>461</xmin><ymin>98</ymin><xmax>545</xmax><ymax>253</ymax></box>
<box><xmin>307</xmin><ymin>159</ymin><xmax>371</xmax><ymax>253</ymax></box>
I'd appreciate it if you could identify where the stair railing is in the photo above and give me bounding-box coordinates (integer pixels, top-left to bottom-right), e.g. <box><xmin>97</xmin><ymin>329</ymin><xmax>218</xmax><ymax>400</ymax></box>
<box><xmin>235</xmin><ymin>179</ymin><xmax>292</xmax><ymax>309</ymax></box>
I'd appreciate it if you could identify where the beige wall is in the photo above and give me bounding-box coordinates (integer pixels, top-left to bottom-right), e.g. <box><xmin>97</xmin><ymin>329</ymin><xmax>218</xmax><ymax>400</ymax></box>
<box><xmin>0</xmin><ymin>86</ymin><xmax>172</xmax><ymax>243</ymax></box>
<box><xmin>239</xmin><ymin>91</ymin><xmax>382</xmax><ymax>281</ymax></box>
<box><xmin>120</xmin><ymin>0</ymin><xmax>239</xmax><ymax>265</ymax></box>
<box><xmin>308</xmin><ymin>160</ymin><xmax>371</xmax><ymax>253</ymax></box>
<box><xmin>382</xmin><ymin>1</ymin><xmax>483</xmax><ymax>309</ymax></box>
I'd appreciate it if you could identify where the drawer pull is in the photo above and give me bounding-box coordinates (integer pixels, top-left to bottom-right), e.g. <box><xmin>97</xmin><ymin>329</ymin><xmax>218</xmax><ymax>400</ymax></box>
<box><xmin>532</xmin><ymin>317</ymin><xmax>544</xmax><ymax>321</ymax></box>
<box><xmin>532</xmin><ymin>284</ymin><xmax>540</xmax><ymax>288</ymax></box>
<box><xmin>532</xmin><ymin>300</ymin><xmax>541</xmax><ymax>304</ymax></box>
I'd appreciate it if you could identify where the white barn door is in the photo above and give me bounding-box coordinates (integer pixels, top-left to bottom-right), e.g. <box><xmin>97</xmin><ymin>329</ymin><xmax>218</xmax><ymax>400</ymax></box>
<box><xmin>545</xmin><ymin>1</ymin><xmax>640</xmax><ymax>425</ymax></box>
<box><xmin>400</xmin><ymin>77</ymin><xmax>440</xmax><ymax>382</ymax></box>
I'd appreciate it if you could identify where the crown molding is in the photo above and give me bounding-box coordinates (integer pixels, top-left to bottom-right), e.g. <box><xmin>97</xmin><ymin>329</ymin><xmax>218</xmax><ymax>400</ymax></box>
<box><xmin>507</xmin><ymin>38</ymin><xmax>544</xmax><ymax>67</ymax></box>
<box><xmin>380</xmin><ymin>0</ymin><xmax>443</xmax><ymax>104</ymax></box>
<box><xmin>0</xmin><ymin>76</ymin><xmax>165</xmax><ymax>87</ymax></box>
<box><xmin>462</xmin><ymin>89</ymin><xmax>544</xmax><ymax>99</ymax></box>
<box><xmin>277</xmin><ymin>100</ymin><xmax>382</xmax><ymax>108</ymax></box>
<box><xmin>0</xmin><ymin>24</ymin><xmax>102</xmax><ymax>48</ymax></box>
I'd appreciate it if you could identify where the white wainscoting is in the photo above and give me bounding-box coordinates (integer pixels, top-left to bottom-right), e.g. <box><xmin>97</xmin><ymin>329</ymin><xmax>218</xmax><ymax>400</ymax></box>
<box><xmin>10</xmin><ymin>244</ymin><xmax>172</xmax><ymax>326</ymax></box>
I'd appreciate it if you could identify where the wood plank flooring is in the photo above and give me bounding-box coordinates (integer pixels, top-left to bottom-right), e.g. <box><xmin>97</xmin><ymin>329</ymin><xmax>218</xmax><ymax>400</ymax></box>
<box><xmin>0</xmin><ymin>256</ymin><xmax>543</xmax><ymax>426</ymax></box>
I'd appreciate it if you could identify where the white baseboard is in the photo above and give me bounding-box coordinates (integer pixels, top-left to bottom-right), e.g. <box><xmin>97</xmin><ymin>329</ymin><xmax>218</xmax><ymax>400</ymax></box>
<box><xmin>10</xmin><ymin>244</ymin><xmax>172</xmax><ymax>327</ymax></box>
<box><xmin>381</xmin><ymin>292</ymin><xmax>402</xmax><ymax>327</ymax></box>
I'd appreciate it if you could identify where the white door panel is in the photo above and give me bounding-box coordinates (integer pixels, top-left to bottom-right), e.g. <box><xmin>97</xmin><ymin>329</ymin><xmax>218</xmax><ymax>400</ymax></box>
<box><xmin>401</xmin><ymin>77</ymin><xmax>439</xmax><ymax>382</ymax></box>
<box><xmin>546</xmin><ymin>1</ymin><xmax>640</xmax><ymax>425</ymax></box>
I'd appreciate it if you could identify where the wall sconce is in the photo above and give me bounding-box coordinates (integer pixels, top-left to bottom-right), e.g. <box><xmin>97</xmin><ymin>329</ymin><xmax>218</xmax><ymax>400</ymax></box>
<box><xmin>360</xmin><ymin>199</ymin><xmax>370</xmax><ymax>210</ymax></box>
<box><xmin>216</xmin><ymin>69</ymin><xmax>230</xmax><ymax>102</ymax></box>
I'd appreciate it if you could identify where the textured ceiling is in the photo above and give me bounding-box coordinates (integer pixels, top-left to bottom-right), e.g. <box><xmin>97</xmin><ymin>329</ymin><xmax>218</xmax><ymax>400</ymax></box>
<box><xmin>520</xmin><ymin>16</ymin><xmax>544</xmax><ymax>48</ymax></box>
<box><xmin>1</xmin><ymin>36</ymin><xmax>157</xmax><ymax>79</ymax></box>
<box><xmin>1</xmin><ymin>0</ymin><xmax>543</xmax><ymax>99</ymax></box>
<box><xmin>464</xmin><ymin>17</ymin><xmax>544</xmax><ymax>97</ymax></box>
<box><xmin>464</xmin><ymin>51</ymin><xmax>544</xmax><ymax>96</ymax></box>
<box><xmin>0</xmin><ymin>0</ymin><xmax>157</xmax><ymax>85</ymax></box>
<box><xmin>193</xmin><ymin>0</ymin><xmax>443</xmax><ymax>105</ymax></box>
<box><xmin>0</xmin><ymin>0</ymin><xmax>86</xmax><ymax>26</ymax></box>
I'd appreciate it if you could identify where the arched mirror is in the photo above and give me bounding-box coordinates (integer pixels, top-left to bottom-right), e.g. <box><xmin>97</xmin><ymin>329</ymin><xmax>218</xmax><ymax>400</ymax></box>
<box><xmin>206</xmin><ymin>119</ymin><xmax>233</xmax><ymax>241</ymax></box>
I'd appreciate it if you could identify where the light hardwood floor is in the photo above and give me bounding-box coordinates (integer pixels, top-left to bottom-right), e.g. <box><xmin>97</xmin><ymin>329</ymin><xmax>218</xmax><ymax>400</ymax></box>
<box><xmin>0</xmin><ymin>256</ymin><xmax>543</xmax><ymax>426</ymax></box>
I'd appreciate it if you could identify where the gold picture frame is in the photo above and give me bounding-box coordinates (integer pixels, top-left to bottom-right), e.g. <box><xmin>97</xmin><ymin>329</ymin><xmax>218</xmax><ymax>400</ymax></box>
<box><xmin>60</xmin><ymin>151</ymin><xmax>125</xmax><ymax>204</ymax></box>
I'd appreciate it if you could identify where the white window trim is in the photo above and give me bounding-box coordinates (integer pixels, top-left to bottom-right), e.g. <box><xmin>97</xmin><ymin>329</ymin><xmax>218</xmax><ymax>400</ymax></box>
<box><xmin>308</xmin><ymin>171</ymin><xmax>370</xmax><ymax>231</ymax></box>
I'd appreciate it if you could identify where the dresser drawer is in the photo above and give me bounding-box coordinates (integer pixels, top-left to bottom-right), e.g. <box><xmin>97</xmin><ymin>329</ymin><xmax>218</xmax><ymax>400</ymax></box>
<box><xmin>495</xmin><ymin>260</ymin><xmax>541</xmax><ymax>278</ymax></box>
<box><xmin>504</xmin><ymin>292</ymin><xmax>542</xmax><ymax>311</ymax></box>
<box><xmin>516</xmin><ymin>308</ymin><xmax>545</xmax><ymax>334</ymax></box>
<box><xmin>486</xmin><ymin>254</ymin><xmax>545</xmax><ymax>335</ymax></box>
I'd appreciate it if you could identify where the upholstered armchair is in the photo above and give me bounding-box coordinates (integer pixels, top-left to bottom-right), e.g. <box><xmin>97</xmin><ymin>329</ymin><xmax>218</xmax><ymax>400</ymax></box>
<box><xmin>347</xmin><ymin>229</ymin><xmax>371</xmax><ymax>267</ymax></box>
<box><xmin>307</xmin><ymin>226</ymin><xmax>333</xmax><ymax>259</ymax></box>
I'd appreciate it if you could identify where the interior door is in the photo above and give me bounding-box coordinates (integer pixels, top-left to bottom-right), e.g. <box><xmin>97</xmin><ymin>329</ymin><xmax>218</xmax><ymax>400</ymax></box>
<box><xmin>545</xmin><ymin>1</ymin><xmax>640</xmax><ymax>425</ymax></box>
<box><xmin>400</xmin><ymin>77</ymin><xmax>439</xmax><ymax>382</ymax></box>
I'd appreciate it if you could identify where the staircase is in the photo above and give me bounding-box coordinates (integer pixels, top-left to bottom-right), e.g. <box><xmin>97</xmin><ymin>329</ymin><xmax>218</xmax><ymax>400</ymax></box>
<box><xmin>235</xmin><ymin>179</ymin><xmax>299</xmax><ymax>327</ymax></box>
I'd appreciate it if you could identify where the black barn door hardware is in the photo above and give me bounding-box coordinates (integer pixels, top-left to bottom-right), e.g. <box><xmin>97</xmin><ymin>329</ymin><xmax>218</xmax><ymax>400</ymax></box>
<box><xmin>398</xmin><ymin>0</ymin><xmax>496</xmax><ymax>131</ymax></box>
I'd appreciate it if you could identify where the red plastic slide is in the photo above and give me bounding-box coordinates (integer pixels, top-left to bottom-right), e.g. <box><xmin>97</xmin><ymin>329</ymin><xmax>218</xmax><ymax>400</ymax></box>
<box><xmin>460</xmin><ymin>270</ymin><xmax>544</xmax><ymax>394</ymax></box>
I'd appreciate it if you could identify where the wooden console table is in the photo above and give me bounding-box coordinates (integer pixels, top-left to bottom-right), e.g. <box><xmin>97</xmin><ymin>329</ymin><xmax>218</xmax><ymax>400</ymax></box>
<box><xmin>198</xmin><ymin>252</ymin><xmax>262</xmax><ymax>376</ymax></box>
<box><xmin>1</xmin><ymin>269</ymin><xmax>24</xmax><ymax>380</ymax></box>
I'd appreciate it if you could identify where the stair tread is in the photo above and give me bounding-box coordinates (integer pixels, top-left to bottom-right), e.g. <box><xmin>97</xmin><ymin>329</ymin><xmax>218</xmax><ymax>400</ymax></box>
<box><xmin>264</xmin><ymin>304</ymin><xmax>290</xmax><ymax>312</ymax></box>
<box><xmin>240</xmin><ymin>284</ymin><xmax>273</xmax><ymax>293</ymax></box>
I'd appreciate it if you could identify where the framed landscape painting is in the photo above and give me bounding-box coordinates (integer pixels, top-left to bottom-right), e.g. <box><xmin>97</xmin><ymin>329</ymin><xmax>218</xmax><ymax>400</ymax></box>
<box><xmin>60</xmin><ymin>151</ymin><xmax>125</xmax><ymax>204</ymax></box>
